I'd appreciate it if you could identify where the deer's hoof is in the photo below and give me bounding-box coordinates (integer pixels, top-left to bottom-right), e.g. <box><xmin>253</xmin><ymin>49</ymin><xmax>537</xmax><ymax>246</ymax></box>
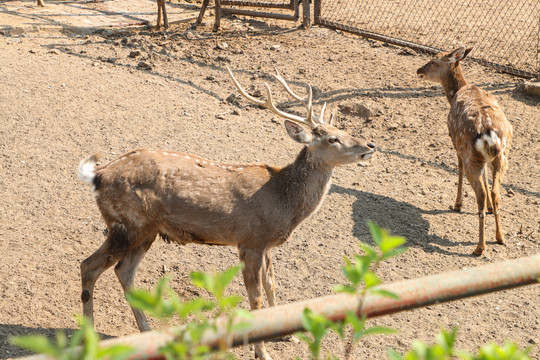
<box><xmin>451</xmin><ymin>204</ymin><xmax>462</xmax><ymax>212</ymax></box>
<box><xmin>473</xmin><ymin>247</ymin><xmax>484</xmax><ymax>256</ymax></box>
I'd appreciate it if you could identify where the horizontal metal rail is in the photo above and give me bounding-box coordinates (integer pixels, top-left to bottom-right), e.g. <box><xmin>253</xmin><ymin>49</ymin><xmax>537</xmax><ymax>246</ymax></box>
<box><xmin>19</xmin><ymin>254</ymin><xmax>540</xmax><ymax>360</ymax></box>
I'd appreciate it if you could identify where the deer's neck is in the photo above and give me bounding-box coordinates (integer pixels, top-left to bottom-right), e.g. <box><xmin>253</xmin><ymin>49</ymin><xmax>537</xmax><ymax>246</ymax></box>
<box><xmin>441</xmin><ymin>65</ymin><xmax>469</xmax><ymax>105</ymax></box>
<box><xmin>277</xmin><ymin>147</ymin><xmax>334</xmax><ymax>227</ymax></box>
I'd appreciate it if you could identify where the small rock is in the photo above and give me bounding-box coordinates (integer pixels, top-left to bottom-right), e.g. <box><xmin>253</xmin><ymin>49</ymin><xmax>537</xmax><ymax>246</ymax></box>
<box><xmin>270</xmin><ymin>45</ymin><xmax>281</xmax><ymax>51</ymax></box>
<box><xmin>338</xmin><ymin>103</ymin><xmax>372</xmax><ymax>119</ymax></box>
<box><xmin>528</xmin><ymin>338</ymin><xmax>537</xmax><ymax>345</ymax></box>
<box><xmin>216</xmin><ymin>42</ymin><xmax>229</xmax><ymax>50</ymax></box>
<box><xmin>129</xmin><ymin>50</ymin><xmax>141</xmax><ymax>58</ymax></box>
<box><xmin>216</xmin><ymin>55</ymin><xmax>231</xmax><ymax>63</ymax></box>
<box><xmin>137</xmin><ymin>61</ymin><xmax>152</xmax><ymax>70</ymax></box>
<box><xmin>398</xmin><ymin>48</ymin><xmax>417</xmax><ymax>56</ymax></box>
<box><xmin>48</xmin><ymin>49</ymin><xmax>60</xmax><ymax>55</ymax></box>
<box><xmin>506</xmin><ymin>188</ymin><xmax>516</xmax><ymax>196</ymax></box>
<box><xmin>226</xmin><ymin>93</ymin><xmax>240</xmax><ymax>105</ymax></box>
<box><xmin>29</xmin><ymin>49</ymin><xmax>36</xmax><ymax>54</ymax></box>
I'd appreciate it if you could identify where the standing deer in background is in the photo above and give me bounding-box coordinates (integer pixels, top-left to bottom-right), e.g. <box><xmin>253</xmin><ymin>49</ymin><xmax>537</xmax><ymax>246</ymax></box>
<box><xmin>417</xmin><ymin>46</ymin><xmax>512</xmax><ymax>256</ymax></box>
<box><xmin>78</xmin><ymin>67</ymin><xmax>376</xmax><ymax>360</ymax></box>
<box><xmin>36</xmin><ymin>0</ymin><xmax>169</xmax><ymax>28</ymax></box>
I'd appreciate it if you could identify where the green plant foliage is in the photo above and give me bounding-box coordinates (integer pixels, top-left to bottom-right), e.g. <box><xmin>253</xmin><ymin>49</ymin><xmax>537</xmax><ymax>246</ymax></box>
<box><xmin>10</xmin><ymin>316</ymin><xmax>133</xmax><ymax>360</ymax></box>
<box><xmin>299</xmin><ymin>221</ymin><xmax>407</xmax><ymax>360</ymax></box>
<box><xmin>388</xmin><ymin>328</ymin><xmax>532</xmax><ymax>360</ymax></box>
<box><xmin>127</xmin><ymin>265</ymin><xmax>252</xmax><ymax>359</ymax></box>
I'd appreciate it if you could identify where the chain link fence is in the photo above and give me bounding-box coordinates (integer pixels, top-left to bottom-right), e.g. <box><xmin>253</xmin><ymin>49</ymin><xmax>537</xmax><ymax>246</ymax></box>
<box><xmin>314</xmin><ymin>0</ymin><xmax>539</xmax><ymax>78</ymax></box>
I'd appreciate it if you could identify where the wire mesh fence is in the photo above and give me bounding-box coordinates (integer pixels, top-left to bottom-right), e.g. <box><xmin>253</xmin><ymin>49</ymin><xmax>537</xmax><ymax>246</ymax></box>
<box><xmin>314</xmin><ymin>0</ymin><xmax>539</xmax><ymax>78</ymax></box>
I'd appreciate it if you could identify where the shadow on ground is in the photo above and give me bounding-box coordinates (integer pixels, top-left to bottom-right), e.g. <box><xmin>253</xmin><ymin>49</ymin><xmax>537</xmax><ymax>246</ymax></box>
<box><xmin>0</xmin><ymin>323</ymin><xmax>113</xmax><ymax>359</ymax></box>
<box><xmin>330</xmin><ymin>185</ymin><xmax>479</xmax><ymax>257</ymax></box>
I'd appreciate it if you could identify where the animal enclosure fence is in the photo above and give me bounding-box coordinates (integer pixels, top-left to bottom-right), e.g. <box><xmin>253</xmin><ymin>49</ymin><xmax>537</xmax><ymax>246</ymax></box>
<box><xmin>314</xmin><ymin>0</ymin><xmax>540</xmax><ymax>78</ymax></box>
<box><xmin>196</xmin><ymin>0</ymin><xmax>308</xmax><ymax>31</ymax></box>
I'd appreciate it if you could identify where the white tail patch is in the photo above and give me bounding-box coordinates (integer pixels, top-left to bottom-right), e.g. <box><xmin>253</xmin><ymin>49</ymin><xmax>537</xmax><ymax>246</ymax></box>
<box><xmin>78</xmin><ymin>158</ymin><xmax>97</xmax><ymax>184</ymax></box>
<box><xmin>475</xmin><ymin>131</ymin><xmax>501</xmax><ymax>158</ymax></box>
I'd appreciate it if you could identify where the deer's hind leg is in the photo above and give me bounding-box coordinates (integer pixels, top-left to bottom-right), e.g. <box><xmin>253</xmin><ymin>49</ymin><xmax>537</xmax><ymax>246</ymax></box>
<box><xmin>81</xmin><ymin>224</ymin><xmax>131</xmax><ymax>325</ymax></box>
<box><xmin>483</xmin><ymin>165</ymin><xmax>493</xmax><ymax>214</ymax></box>
<box><xmin>490</xmin><ymin>157</ymin><xmax>507</xmax><ymax>244</ymax></box>
<box><xmin>465</xmin><ymin>163</ymin><xmax>488</xmax><ymax>256</ymax></box>
<box><xmin>453</xmin><ymin>155</ymin><xmax>465</xmax><ymax>211</ymax></box>
<box><xmin>114</xmin><ymin>233</ymin><xmax>157</xmax><ymax>332</ymax></box>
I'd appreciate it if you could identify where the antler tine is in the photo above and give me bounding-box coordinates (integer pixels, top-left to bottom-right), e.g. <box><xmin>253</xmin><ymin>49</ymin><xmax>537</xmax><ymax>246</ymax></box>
<box><xmin>310</xmin><ymin>102</ymin><xmax>327</xmax><ymax>125</ymax></box>
<box><xmin>272</xmin><ymin>68</ymin><xmax>321</xmax><ymax>126</ymax></box>
<box><xmin>227</xmin><ymin>66</ymin><xmax>317</xmax><ymax>128</ymax></box>
<box><xmin>226</xmin><ymin>66</ymin><xmax>266</xmax><ymax>108</ymax></box>
<box><xmin>272</xmin><ymin>68</ymin><xmax>312</xmax><ymax>107</ymax></box>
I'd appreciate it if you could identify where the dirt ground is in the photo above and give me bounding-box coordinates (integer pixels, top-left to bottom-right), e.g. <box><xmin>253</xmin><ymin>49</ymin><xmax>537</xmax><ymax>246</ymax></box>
<box><xmin>0</xmin><ymin>12</ymin><xmax>539</xmax><ymax>360</ymax></box>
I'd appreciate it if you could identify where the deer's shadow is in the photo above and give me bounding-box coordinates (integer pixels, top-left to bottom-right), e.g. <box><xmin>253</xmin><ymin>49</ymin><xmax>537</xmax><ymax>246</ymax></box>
<box><xmin>0</xmin><ymin>323</ymin><xmax>114</xmax><ymax>359</ymax></box>
<box><xmin>330</xmin><ymin>185</ymin><xmax>478</xmax><ymax>257</ymax></box>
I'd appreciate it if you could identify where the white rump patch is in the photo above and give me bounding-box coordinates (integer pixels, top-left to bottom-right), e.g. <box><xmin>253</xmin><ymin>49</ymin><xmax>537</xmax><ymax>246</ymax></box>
<box><xmin>475</xmin><ymin>131</ymin><xmax>501</xmax><ymax>157</ymax></box>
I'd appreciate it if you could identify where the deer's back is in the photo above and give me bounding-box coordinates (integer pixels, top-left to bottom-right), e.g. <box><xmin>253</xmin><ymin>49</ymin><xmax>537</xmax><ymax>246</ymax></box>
<box><xmin>447</xmin><ymin>85</ymin><xmax>512</xmax><ymax>160</ymax></box>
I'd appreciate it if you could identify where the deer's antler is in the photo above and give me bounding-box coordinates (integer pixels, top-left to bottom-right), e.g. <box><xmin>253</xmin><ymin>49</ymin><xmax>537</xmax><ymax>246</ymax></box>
<box><xmin>227</xmin><ymin>67</ymin><xmax>326</xmax><ymax>128</ymax></box>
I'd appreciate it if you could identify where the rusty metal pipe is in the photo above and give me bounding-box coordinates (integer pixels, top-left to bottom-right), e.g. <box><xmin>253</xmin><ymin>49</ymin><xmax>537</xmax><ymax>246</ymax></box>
<box><xmin>19</xmin><ymin>254</ymin><xmax>540</xmax><ymax>360</ymax></box>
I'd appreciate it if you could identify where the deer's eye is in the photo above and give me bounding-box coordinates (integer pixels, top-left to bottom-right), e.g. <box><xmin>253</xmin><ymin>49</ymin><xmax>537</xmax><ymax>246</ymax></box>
<box><xmin>328</xmin><ymin>137</ymin><xmax>340</xmax><ymax>144</ymax></box>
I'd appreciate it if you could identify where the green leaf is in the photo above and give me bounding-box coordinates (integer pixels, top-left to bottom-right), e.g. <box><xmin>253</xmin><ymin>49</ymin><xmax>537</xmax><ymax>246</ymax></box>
<box><xmin>380</xmin><ymin>234</ymin><xmax>406</xmax><ymax>253</ymax></box>
<box><xmin>387</xmin><ymin>349</ymin><xmax>405</xmax><ymax>360</ymax></box>
<box><xmin>381</xmin><ymin>247</ymin><xmax>408</xmax><ymax>261</ymax></box>
<box><xmin>97</xmin><ymin>344</ymin><xmax>134</xmax><ymax>360</ymax></box>
<box><xmin>10</xmin><ymin>335</ymin><xmax>59</xmax><ymax>356</ymax></box>
<box><xmin>359</xmin><ymin>243</ymin><xmax>378</xmax><ymax>261</ymax></box>
<box><xmin>368</xmin><ymin>221</ymin><xmax>384</xmax><ymax>248</ymax></box>
<box><xmin>363</xmin><ymin>271</ymin><xmax>380</xmax><ymax>289</ymax></box>
<box><xmin>333</xmin><ymin>284</ymin><xmax>356</xmax><ymax>294</ymax></box>
<box><xmin>362</xmin><ymin>326</ymin><xmax>397</xmax><ymax>336</ymax></box>
<box><xmin>369</xmin><ymin>288</ymin><xmax>400</xmax><ymax>299</ymax></box>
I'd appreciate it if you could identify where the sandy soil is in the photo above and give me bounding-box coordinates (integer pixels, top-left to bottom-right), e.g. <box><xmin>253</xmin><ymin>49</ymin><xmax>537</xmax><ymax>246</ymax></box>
<box><xmin>0</xmin><ymin>14</ymin><xmax>539</xmax><ymax>360</ymax></box>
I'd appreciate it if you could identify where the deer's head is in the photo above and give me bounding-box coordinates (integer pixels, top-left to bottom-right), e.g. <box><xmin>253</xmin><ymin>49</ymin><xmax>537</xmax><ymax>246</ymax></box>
<box><xmin>227</xmin><ymin>67</ymin><xmax>376</xmax><ymax>167</ymax></box>
<box><xmin>417</xmin><ymin>46</ymin><xmax>473</xmax><ymax>83</ymax></box>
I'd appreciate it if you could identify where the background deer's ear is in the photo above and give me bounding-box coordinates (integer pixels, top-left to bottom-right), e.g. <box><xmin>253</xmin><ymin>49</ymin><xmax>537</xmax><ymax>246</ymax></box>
<box><xmin>284</xmin><ymin>120</ymin><xmax>312</xmax><ymax>144</ymax></box>
<box><xmin>448</xmin><ymin>46</ymin><xmax>473</xmax><ymax>62</ymax></box>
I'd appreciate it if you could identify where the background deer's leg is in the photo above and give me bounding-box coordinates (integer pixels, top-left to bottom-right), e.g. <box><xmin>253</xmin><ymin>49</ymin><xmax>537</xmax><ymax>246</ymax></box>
<box><xmin>114</xmin><ymin>234</ymin><xmax>156</xmax><ymax>332</ymax></box>
<box><xmin>466</xmin><ymin>165</ymin><xmax>487</xmax><ymax>256</ymax></box>
<box><xmin>483</xmin><ymin>165</ymin><xmax>493</xmax><ymax>213</ymax></box>
<box><xmin>490</xmin><ymin>158</ymin><xmax>506</xmax><ymax>244</ymax></box>
<box><xmin>239</xmin><ymin>247</ymin><xmax>272</xmax><ymax>360</ymax></box>
<box><xmin>80</xmin><ymin>234</ymin><xmax>125</xmax><ymax>326</ymax></box>
<box><xmin>453</xmin><ymin>155</ymin><xmax>464</xmax><ymax>211</ymax></box>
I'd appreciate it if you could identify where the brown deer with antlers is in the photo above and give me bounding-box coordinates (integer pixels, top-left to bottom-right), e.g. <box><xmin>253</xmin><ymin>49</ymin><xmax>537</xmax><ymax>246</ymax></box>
<box><xmin>417</xmin><ymin>46</ymin><xmax>512</xmax><ymax>256</ymax></box>
<box><xmin>78</xmin><ymin>67</ymin><xmax>376</xmax><ymax>360</ymax></box>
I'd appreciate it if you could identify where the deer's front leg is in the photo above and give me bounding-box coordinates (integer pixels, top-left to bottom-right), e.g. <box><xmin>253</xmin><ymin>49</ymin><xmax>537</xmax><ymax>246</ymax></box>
<box><xmin>239</xmin><ymin>247</ymin><xmax>273</xmax><ymax>360</ymax></box>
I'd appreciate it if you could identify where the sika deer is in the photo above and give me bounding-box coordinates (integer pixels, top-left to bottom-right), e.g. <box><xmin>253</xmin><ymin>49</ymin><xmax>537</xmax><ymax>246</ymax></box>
<box><xmin>417</xmin><ymin>46</ymin><xmax>512</xmax><ymax>255</ymax></box>
<box><xmin>78</xmin><ymin>67</ymin><xmax>376</xmax><ymax>360</ymax></box>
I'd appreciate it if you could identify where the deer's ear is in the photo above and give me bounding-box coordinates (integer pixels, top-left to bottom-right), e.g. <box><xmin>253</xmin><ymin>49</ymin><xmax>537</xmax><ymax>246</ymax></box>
<box><xmin>284</xmin><ymin>120</ymin><xmax>312</xmax><ymax>144</ymax></box>
<box><xmin>448</xmin><ymin>46</ymin><xmax>473</xmax><ymax>62</ymax></box>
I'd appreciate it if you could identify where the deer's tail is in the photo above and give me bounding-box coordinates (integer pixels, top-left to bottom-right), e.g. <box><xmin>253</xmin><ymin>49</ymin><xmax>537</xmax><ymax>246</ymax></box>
<box><xmin>78</xmin><ymin>154</ymin><xmax>101</xmax><ymax>184</ymax></box>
